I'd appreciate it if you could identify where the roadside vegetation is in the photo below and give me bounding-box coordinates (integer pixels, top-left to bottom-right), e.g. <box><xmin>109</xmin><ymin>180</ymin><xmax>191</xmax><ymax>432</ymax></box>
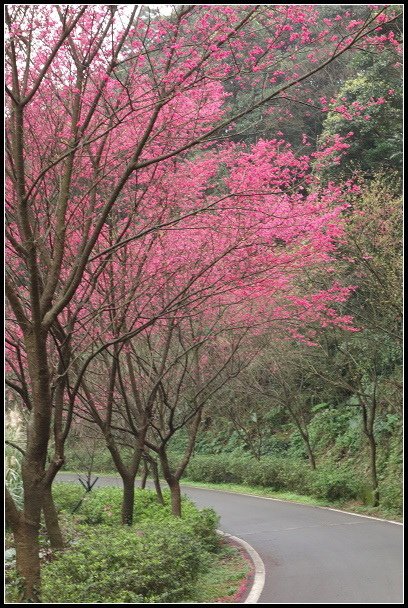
<box><xmin>6</xmin><ymin>485</ymin><xmax>249</xmax><ymax>603</ymax></box>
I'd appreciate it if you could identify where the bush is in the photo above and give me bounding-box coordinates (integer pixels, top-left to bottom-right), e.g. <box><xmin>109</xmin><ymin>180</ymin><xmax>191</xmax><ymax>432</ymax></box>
<box><xmin>52</xmin><ymin>483</ymin><xmax>84</xmax><ymax>513</ymax></box>
<box><xmin>52</xmin><ymin>485</ymin><xmax>219</xmax><ymax>551</ymax></box>
<box><xmin>308</xmin><ymin>408</ymin><xmax>356</xmax><ymax>454</ymax></box>
<box><xmin>310</xmin><ymin>467</ymin><xmax>362</xmax><ymax>501</ymax></box>
<box><xmin>184</xmin><ymin>454</ymin><xmax>244</xmax><ymax>484</ymax></box>
<box><xmin>379</xmin><ymin>480</ymin><xmax>402</xmax><ymax>516</ymax></box>
<box><xmin>181</xmin><ymin>503</ymin><xmax>220</xmax><ymax>552</ymax></box>
<box><xmin>6</xmin><ymin>487</ymin><xmax>220</xmax><ymax>603</ymax></box>
<box><xmin>77</xmin><ymin>486</ymin><xmax>125</xmax><ymax>525</ymax></box>
<box><xmin>41</xmin><ymin>520</ymin><xmax>206</xmax><ymax>603</ymax></box>
<box><xmin>183</xmin><ymin>454</ymin><xmax>369</xmax><ymax>504</ymax></box>
<box><xmin>184</xmin><ymin>454</ymin><xmax>313</xmax><ymax>493</ymax></box>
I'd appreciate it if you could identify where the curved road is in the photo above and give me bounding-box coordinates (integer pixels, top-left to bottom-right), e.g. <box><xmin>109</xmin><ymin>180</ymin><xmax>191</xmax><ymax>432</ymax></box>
<box><xmin>57</xmin><ymin>473</ymin><xmax>403</xmax><ymax>603</ymax></box>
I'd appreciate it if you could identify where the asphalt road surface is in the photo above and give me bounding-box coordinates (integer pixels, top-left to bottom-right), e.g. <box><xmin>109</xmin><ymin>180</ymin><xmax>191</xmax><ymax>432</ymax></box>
<box><xmin>57</xmin><ymin>473</ymin><xmax>403</xmax><ymax>604</ymax></box>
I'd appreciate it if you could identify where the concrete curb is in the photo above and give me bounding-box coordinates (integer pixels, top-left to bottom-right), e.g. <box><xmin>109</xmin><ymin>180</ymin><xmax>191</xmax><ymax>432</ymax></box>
<box><xmin>217</xmin><ymin>530</ymin><xmax>266</xmax><ymax>604</ymax></box>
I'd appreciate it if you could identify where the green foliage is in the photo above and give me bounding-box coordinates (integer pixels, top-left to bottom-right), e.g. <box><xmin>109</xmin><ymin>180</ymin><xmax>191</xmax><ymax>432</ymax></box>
<box><xmin>189</xmin><ymin>544</ymin><xmax>250</xmax><ymax>603</ymax></box>
<box><xmin>311</xmin><ymin>402</ymin><xmax>329</xmax><ymax>413</ymax></box>
<box><xmin>5</xmin><ymin>467</ymin><xmax>24</xmax><ymax>511</ymax></box>
<box><xmin>310</xmin><ymin>467</ymin><xmax>363</xmax><ymax>501</ymax></box>
<box><xmin>185</xmin><ymin>454</ymin><xmax>245</xmax><ymax>484</ymax></box>
<box><xmin>374</xmin><ymin>413</ymin><xmax>401</xmax><ymax>439</ymax></box>
<box><xmin>186</xmin><ymin>506</ymin><xmax>220</xmax><ymax>552</ymax></box>
<box><xmin>183</xmin><ymin>454</ymin><xmax>367</xmax><ymax>504</ymax></box>
<box><xmin>307</xmin><ymin>407</ymin><xmax>363</xmax><ymax>458</ymax></box>
<box><xmin>52</xmin><ymin>484</ymin><xmax>220</xmax><ymax>552</ymax></box>
<box><xmin>377</xmin><ymin>433</ymin><xmax>402</xmax><ymax>515</ymax></box>
<box><xmin>41</xmin><ymin>521</ymin><xmax>205</xmax><ymax>603</ymax></box>
<box><xmin>63</xmin><ymin>444</ymin><xmax>119</xmax><ymax>473</ymax></box>
<box><xmin>320</xmin><ymin>48</ymin><xmax>402</xmax><ymax>177</ymax></box>
<box><xmin>202</xmin><ymin>431</ymin><xmax>245</xmax><ymax>455</ymax></box>
<box><xmin>7</xmin><ymin>486</ymin><xmax>221</xmax><ymax>603</ymax></box>
<box><xmin>52</xmin><ymin>483</ymin><xmax>84</xmax><ymax>513</ymax></box>
<box><xmin>379</xmin><ymin>479</ymin><xmax>403</xmax><ymax>516</ymax></box>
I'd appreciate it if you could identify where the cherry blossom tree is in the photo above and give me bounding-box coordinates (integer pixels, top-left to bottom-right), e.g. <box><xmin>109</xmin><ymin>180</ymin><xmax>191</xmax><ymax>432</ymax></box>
<box><xmin>5</xmin><ymin>4</ymin><xmax>400</xmax><ymax>600</ymax></box>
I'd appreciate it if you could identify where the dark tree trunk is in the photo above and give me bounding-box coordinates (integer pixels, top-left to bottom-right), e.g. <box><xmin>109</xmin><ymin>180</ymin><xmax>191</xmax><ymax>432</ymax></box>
<box><xmin>42</xmin><ymin>485</ymin><xmax>64</xmax><ymax>549</ymax></box>
<box><xmin>151</xmin><ymin>459</ymin><xmax>165</xmax><ymax>505</ymax></box>
<box><xmin>289</xmin><ymin>408</ymin><xmax>316</xmax><ymax>470</ymax></box>
<box><xmin>121</xmin><ymin>475</ymin><xmax>136</xmax><ymax>525</ymax></box>
<box><xmin>6</xmin><ymin>486</ymin><xmax>42</xmax><ymax>603</ymax></box>
<box><xmin>15</xmin><ymin>470</ymin><xmax>44</xmax><ymax>602</ymax></box>
<box><xmin>105</xmin><ymin>437</ymin><xmax>144</xmax><ymax>526</ymax></box>
<box><xmin>140</xmin><ymin>462</ymin><xmax>148</xmax><ymax>489</ymax></box>
<box><xmin>15</xmin><ymin>521</ymin><xmax>41</xmax><ymax>603</ymax></box>
<box><xmin>361</xmin><ymin>399</ymin><xmax>379</xmax><ymax>508</ymax></box>
<box><xmin>303</xmin><ymin>434</ymin><xmax>316</xmax><ymax>470</ymax></box>
<box><xmin>158</xmin><ymin>450</ymin><xmax>182</xmax><ymax>516</ymax></box>
<box><xmin>16</xmin><ymin>329</ymin><xmax>53</xmax><ymax>601</ymax></box>
<box><xmin>168</xmin><ymin>478</ymin><xmax>182</xmax><ymax>517</ymax></box>
<box><xmin>367</xmin><ymin>432</ymin><xmax>379</xmax><ymax>507</ymax></box>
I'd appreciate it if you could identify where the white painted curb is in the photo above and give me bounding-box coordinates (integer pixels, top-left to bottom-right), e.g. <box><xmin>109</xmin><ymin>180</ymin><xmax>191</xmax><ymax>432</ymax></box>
<box><xmin>217</xmin><ymin>530</ymin><xmax>266</xmax><ymax>604</ymax></box>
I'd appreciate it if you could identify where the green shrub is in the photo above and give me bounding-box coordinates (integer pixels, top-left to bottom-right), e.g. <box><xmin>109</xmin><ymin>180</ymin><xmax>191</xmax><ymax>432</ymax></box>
<box><xmin>379</xmin><ymin>479</ymin><xmax>402</xmax><ymax>516</ymax></box>
<box><xmin>308</xmin><ymin>408</ymin><xmax>355</xmax><ymax>454</ymax></box>
<box><xmin>181</xmin><ymin>504</ymin><xmax>220</xmax><ymax>552</ymax></box>
<box><xmin>185</xmin><ymin>454</ymin><xmax>244</xmax><ymax>484</ymax></box>
<box><xmin>184</xmin><ymin>454</ymin><xmax>313</xmax><ymax>494</ymax></box>
<box><xmin>254</xmin><ymin>457</ymin><xmax>312</xmax><ymax>493</ymax></box>
<box><xmin>286</xmin><ymin>430</ymin><xmax>310</xmax><ymax>460</ymax></box>
<box><xmin>310</xmin><ymin>467</ymin><xmax>362</xmax><ymax>501</ymax></box>
<box><xmin>52</xmin><ymin>483</ymin><xmax>84</xmax><ymax>513</ymax></box>
<box><xmin>183</xmin><ymin>454</ymin><xmax>370</xmax><ymax>504</ymax></box>
<box><xmin>78</xmin><ymin>486</ymin><xmax>125</xmax><ymax>524</ymax></box>
<box><xmin>52</xmin><ymin>485</ymin><xmax>219</xmax><ymax>551</ymax></box>
<box><xmin>41</xmin><ymin>521</ymin><xmax>206</xmax><ymax>603</ymax></box>
<box><xmin>7</xmin><ymin>487</ymin><xmax>220</xmax><ymax>603</ymax></box>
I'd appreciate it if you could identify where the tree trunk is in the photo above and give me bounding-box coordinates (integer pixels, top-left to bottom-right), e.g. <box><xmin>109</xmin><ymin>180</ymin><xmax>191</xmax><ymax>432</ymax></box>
<box><xmin>14</xmin><ymin>472</ymin><xmax>44</xmax><ymax>602</ymax></box>
<box><xmin>367</xmin><ymin>432</ymin><xmax>379</xmax><ymax>507</ymax></box>
<box><xmin>158</xmin><ymin>448</ymin><xmax>182</xmax><ymax>515</ymax></box>
<box><xmin>17</xmin><ymin>330</ymin><xmax>53</xmax><ymax>601</ymax></box>
<box><xmin>14</xmin><ymin>521</ymin><xmax>41</xmax><ymax>603</ymax></box>
<box><xmin>151</xmin><ymin>460</ymin><xmax>165</xmax><ymax>505</ymax></box>
<box><xmin>361</xmin><ymin>400</ymin><xmax>379</xmax><ymax>508</ymax></box>
<box><xmin>42</xmin><ymin>485</ymin><xmax>64</xmax><ymax>549</ymax></box>
<box><xmin>140</xmin><ymin>462</ymin><xmax>148</xmax><ymax>489</ymax></box>
<box><xmin>105</xmin><ymin>437</ymin><xmax>143</xmax><ymax>526</ymax></box>
<box><xmin>168</xmin><ymin>478</ymin><xmax>182</xmax><ymax>517</ymax></box>
<box><xmin>121</xmin><ymin>475</ymin><xmax>136</xmax><ymax>525</ymax></box>
<box><xmin>304</xmin><ymin>435</ymin><xmax>316</xmax><ymax>470</ymax></box>
<box><xmin>290</xmin><ymin>411</ymin><xmax>316</xmax><ymax>470</ymax></box>
<box><xmin>5</xmin><ymin>487</ymin><xmax>41</xmax><ymax>602</ymax></box>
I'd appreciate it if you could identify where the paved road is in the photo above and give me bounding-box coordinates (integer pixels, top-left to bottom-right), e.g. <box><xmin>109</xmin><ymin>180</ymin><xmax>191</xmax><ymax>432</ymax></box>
<box><xmin>57</xmin><ymin>473</ymin><xmax>403</xmax><ymax>604</ymax></box>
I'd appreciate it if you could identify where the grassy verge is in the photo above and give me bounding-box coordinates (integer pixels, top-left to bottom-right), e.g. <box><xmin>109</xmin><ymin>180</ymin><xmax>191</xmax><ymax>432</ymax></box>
<box><xmin>59</xmin><ymin>471</ymin><xmax>402</xmax><ymax>522</ymax></box>
<box><xmin>183</xmin><ymin>479</ymin><xmax>329</xmax><ymax>505</ymax></box>
<box><xmin>179</xmin><ymin>478</ymin><xmax>403</xmax><ymax>522</ymax></box>
<box><xmin>189</xmin><ymin>541</ymin><xmax>251</xmax><ymax>603</ymax></box>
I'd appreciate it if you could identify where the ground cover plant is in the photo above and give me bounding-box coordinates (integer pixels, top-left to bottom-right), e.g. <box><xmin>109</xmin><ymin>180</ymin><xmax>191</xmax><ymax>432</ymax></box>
<box><xmin>7</xmin><ymin>486</ymin><xmax>247</xmax><ymax>603</ymax></box>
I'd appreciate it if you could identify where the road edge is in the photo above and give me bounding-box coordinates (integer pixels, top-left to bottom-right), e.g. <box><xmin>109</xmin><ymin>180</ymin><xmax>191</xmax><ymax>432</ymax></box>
<box><xmin>217</xmin><ymin>530</ymin><xmax>266</xmax><ymax>604</ymax></box>
<box><xmin>184</xmin><ymin>482</ymin><xmax>403</xmax><ymax>526</ymax></box>
<box><xmin>57</xmin><ymin>473</ymin><xmax>402</xmax><ymax>525</ymax></box>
